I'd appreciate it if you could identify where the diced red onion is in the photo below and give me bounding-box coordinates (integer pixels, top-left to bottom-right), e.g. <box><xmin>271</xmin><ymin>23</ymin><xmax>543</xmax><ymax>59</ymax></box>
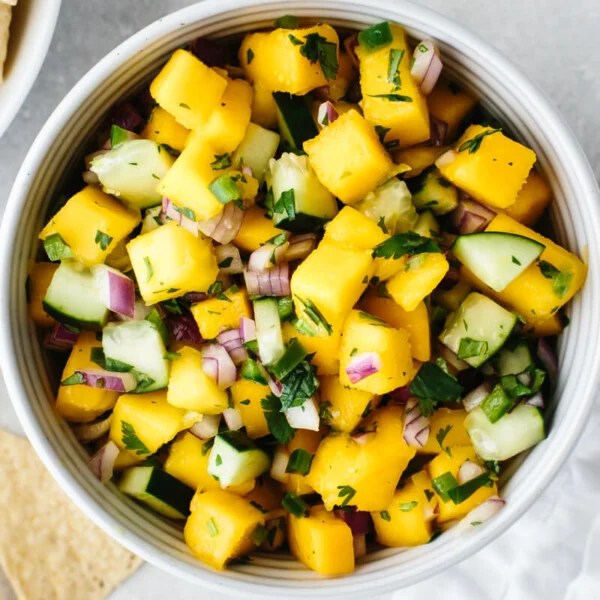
<box><xmin>345</xmin><ymin>352</ymin><xmax>382</xmax><ymax>384</ymax></box>
<box><xmin>109</xmin><ymin>103</ymin><xmax>144</xmax><ymax>132</ymax></box>
<box><xmin>435</xmin><ymin>149</ymin><xmax>458</xmax><ymax>168</ymax></box>
<box><xmin>190</xmin><ymin>415</ymin><xmax>221</xmax><ymax>440</ymax></box>
<box><xmin>248</xmin><ymin>241</ymin><xmax>289</xmax><ymax>272</ymax></box>
<box><xmin>463</xmin><ymin>383</ymin><xmax>492</xmax><ymax>412</ymax></box>
<box><xmin>265</xmin><ymin>371</ymin><xmax>283</xmax><ymax>398</ymax></box>
<box><xmin>270</xmin><ymin>449</ymin><xmax>290</xmax><ymax>483</ymax></box>
<box><xmin>451</xmin><ymin>198</ymin><xmax>497</xmax><ymax>235</ymax></box>
<box><xmin>525</xmin><ymin>393</ymin><xmax>544</xmax><ymax>408</ymax></box>
<box><xmin>334</xmin><ymin>508</ymin><xmax>371</xmax><ymax>535</ymax></box>
<box><xmin>190</xmin><ymin>37</ymin><xmax>228</xmax><ymax>67</ymax></box>
<box><xmin>217</xmin><ymin>328</ymin><xmax>248</xmax><ymax>365</ymax></box>
<box><xmin>241</xmin><ymin>164</ymin><xmax>254</xmax><ymax>180</ymax></box>
<box><xmin>284</xmin><ymin>397</ymin><xmax>320</xmax><ymax>431</ymax></box>
<box><xmin>162</xmin><ymin>197</ymin><xmax>198</xmax><ymax>236</ymax></box>
<box><xmin>389</xmin><ymin>386</ymin><xmax>412</xmax><ymax>405</ymax></box>
<box><xmin>166</xmin><ymin>311</ymin><xmax>202</xmax><ymax>345</ymax></box>
<box><xmin>353</xmin><ymin>534</ymin><xmax>367</xmax><ymax>558</ymax></box>
<box><xmin>537</xmin><ymin>338</ymin><xmax>558</xmax><ymax>386</ymax></box>
<box><xmin>456</xmin><ymin>495</ymin><xmax>506</xmax><ymax>531</ymax></box>
<box><xmin>93</xmin><ymin>265</ymin><xmax>135</xmax><ymax>319</ymax></box>
<box><xmin>73</xmin><ymin>413</ymin><xmax>113</xmax><ymax>442</ymax></box>
<box><xmin>197</xmin><ymin>202</ymin><xmax>244</xmax><ymax>244</ymax></box>
<box><xmin>430</xmin><ymin>117</ymin><xmax>448</xmax><ymax>147</ymax></box>
<box><xmin>76</xmin><ymin>369</ymin><xmax>137</xmax><ymax>393</ymax></box>
<box><xmin>222</xmin><ymin>407</ymin><xmax>244</xmax><ymax>431</ymax></box>
<box><xmin>244</xmin><ymin>263</ymin><xmax>291</xmax><ymax>297</ymax></box>
<box><xmin>457</xmin><ymin>460</ymin><xmax>486</xmax><ymax>485</ymax></box>
<box><xmin>438</xmin><ymin>345</ymin><xmax>470</xmax><ymax>372</ymax></box>
<box><xmin>410</xmin><ymin>40</ymin><xmax>443</xmax><ymax>95</ymax></box>
<box><xmin>343</xmin><ymin>33</ymin><xmax>360</xmax><ymax>67</ymax></box>
<box><xmin>317</xmin><ymin>101</ymin><xmax>339</xmax><ymax>126</ymax></box>
<box><xmin>240</xmin><ymin>317</ymin><xmax>256</xmax><ymax>344</ymax></box>
<box><xmin>88</xmin><ymin>440</ymin><xmax>120</xmax><ymax>483</ymax></box>
<box><xmin>403</xmin><ymin>397</ymin><xmax>431</xmax><ymax>448</ymax></box>
<box><xmin>44</xmin><ymin>322</ymin><xmax>79</xmax><ymax>351</ymax></box>
<box><xmin>202</xmin><ymin>343</ymin><xmax>237</xmax><ymax>389</ymax></box>
<box><xmin>284</xmin><ymin>233</ymin><xmax>317</xmax><ymax>262</ymax></box>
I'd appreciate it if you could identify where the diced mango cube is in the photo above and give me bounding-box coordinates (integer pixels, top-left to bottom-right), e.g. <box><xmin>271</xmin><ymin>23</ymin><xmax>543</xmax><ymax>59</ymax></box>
<box><xmin>39</xmin><ymin>186</ymin><xmax>140</xmax><ymax>266</ymax></box>
<box><xmin>282</xmin><ymin>321</ymin><xmax>341</xmax><ymax>376</ymax></box>
<box><xmin>339</xmin><ymin>309</ymin><xmax>414</xmax><ymax>394</ymax></box>
<box><xmin>56</xmin><ymin>331</ymin><xmax>119</xmax><ymax>422</ymax></box>
<box><xmin>291</xmin><ymin>239</ymin><xmax>373</xmax><ymax>333</ymax></box>
<box><xmin>418</xmin><ymin>408</ymin><xmax>471</xmax><ymax>455</ymax></box>
<box><xmin>109</xmin><ymin>390</ymin><xmax>197</xmax><ymax>458</ymax></box>
<box><xmin>142</xmin><ymin>106</ymin><xmax>190</xmax><ymax>152</ymax></box>
<box><xmin>428</xmin><ymin>446</ymin><xmax>497</xmax><ymax>522</ymax></box>
<box><xmin>323</xmin><ymin>205</ymin><xmax>387</xmax><ymax>249</ymax></box>
<box><xmin>394</xmin><ymin>145</ymin><xmax>449</xmax><ymax>178</ymax></box>
<box><xmin>284</xmin><ymin>429</ymin><xmax>323</xmax><ymax>496</ymax></box>
<box><xmin>306</xmin><ymin>406</ymin><xmax>416</xmax><ymax>511</ymax></box>
<box><xmin>319</xmin><ymin>375</ymin><xmax>375</xmax><ymax>432</ymax></box>
<box><xmin>167</xmin><ymin>346</ymin><xmax>228</xmax><ymax>414</ymax></box>
<box><xmin>184</xmin><ymin>489</ymin><xmax>265</xmax><ymax>570</ymax></box>
<box><xmin>356</xmin><ymin>26</ymin><xmax>430</xmax><ymax>148</ymax></box>
<box><xmin>230</xmin><ymin>378</ymin><xmax>270</xmax><ymax>439</ymax></box>
<box><xmin>28</xmin><ymin>262</ymin><xmax>58</xmax><ymax>327</ymax></box>
<box><xmin>304</xmin><ymin>109</ymin><xmax>395</xmax><ymax>205</ymax></box>
<box><xmin>329</xmin><ymin>50</ymin><xmax>356</xmax><ymax>101</ymax></box>
<box><xmin>240</xmin><ymin>25</ymin><xmax>339</xmax><ymax>95</ymax></box>
<box><xmin>288</xmin><ymin>505</ymin><xmax>354</xmax><ymax>576</ymax></box>
<box><xmin>523</xmin><ymin>314</ymin><xmax>563</xmax><ymax>337</ymax></box>
<box><xmin>250</xmin><ymin>82</ymin><xmax>278</xmax><ymax>129</ymax></box>
<box><xmin>439</xmin><ymin>125</ymin><xmax>536</xmax><ymax>209</ymax></box>
<box><xmin>386</xmin><ymin>252</ymin><xmax>449</xmax><ymax>311</ymax></box>
<box><xmin>427</xmin><ymin>78</ymin><xmax>478</xmax><ymax>140</ymax></box>
<box><xmin>360</xmin><ymin>295</ymin><xmax>431</xmax><ymax>362</ymax></box>
<box><xmin>191</xmin><ymin>286</ymin><xmax>252</xmax><ymax>339</ymax></box>
<box><xmin>127</xmin><ymin>222</ymin><xmax>218</xmax><ymax>305</ymax></box>
<box><xmin>150</xmin><ymin>49</ymin><xmax>228</xmax><ymax>130</ymax></box>
<box><xmin>503</xmin><ymin>170</ymin><xmax>552</xmax><ymax>226</ymax></box>
<box><xmin>233</xmin><ymin>206</ymin><xmax>286</xmax><ymax>252</ymax></box>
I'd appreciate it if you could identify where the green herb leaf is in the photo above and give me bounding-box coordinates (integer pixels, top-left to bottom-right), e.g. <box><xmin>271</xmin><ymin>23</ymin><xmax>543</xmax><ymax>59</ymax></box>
<box><xmin>372</xmin><ymin>232</ymin><xmax>441</xmax><ymax>260</ymax></box>
<box><xmin>250</xmin><ymin>524</ymin><xmax>268</xmax><ymax>545</ymax></box>
<box><xmin>457</xmin><ymin>337</ymin><xmax>489</xmax><ymax>360</ymax></box>
<box><xmin>447</xmin><ymin>472</ymin><xmax>493</xmax><ymax>504</ymax></box>
<box><xmin>265</xmin><ymin>232</ymin><xmax>289</xmax><ymax>248</ymax></box>
<box><xmin>269</xmin><ymin>339</ymin><xmax>308</xmax><ymax>381</ymax></box>
<box><xmin>380</xmin><ymin>510</ymin><xmax>391</xmax><ymax>521</ymax></box>
<box><xmin>337</xmin><ymin>485</ymin><xmax>356</xmax><ymax>507</ymax></box>
<box><xmin>210</xmin><ymin>153</ymin><xmax>232</xmax><ymax>170</ymax></box>
<box><xmin>273</xmin><ymin>189</ymin><xmax>296</xmax><ymax>221</ymax></box>
<box><xmin>288</xmin><ymin>33</ymin><xmax>303</xmax><ymax>46</ymax></box>
<box><xmin>538</xmin><ymin>260</ymin><xmax>573</xmax><ymax>298</ymax></box>
<box><xmin>275</xmin><ymin>14</ymin><xmax>300</xmax><ymax>28</ymax></box>
<box><xmin>121</xmin><ymin>421</ymin><xmax>150</xmax><ymax>455</ymax></box>
<box><xmin>94</xmin><ymin>230</ymin><xmax>113</xmax><ymax>251</ymax></box>
<box><xmin>61</xmin><ymin>372</ymin><xmax>85</xmax><ymax>386</ymax></box>
<box><xmin>110</xmin><ymin>124</ymin><xmax>130</xmax><ymax>148</ymax></box>
<box><xmin>179</xmin><ymin>102</ymin><xmax>191</xmax><ymax>109</ymax></box>
<box><xmin>90</xmin><ymin>347</ymin><xmax>134</xmax><ymax>372</ymax></box>
<box><xmin>218</xmin><ymin>256</ymin><xmax>233</xmax><ymax>269</ymax></box>
<box><xmin>43</xmin><ymin>233</ymin><xmax>73</xmax><ymax>261</ymax></box>
<box><xmin>282</xmin><ymin>492</ymin><xmax>309</xmax><ymax>517</ymax></box>
<box><xmin>368</xmin><ymin>93</ymin><xmax>412</xmax><ymax>102</ymax></box>
<box><xmin>285</xmin><ymin>448</ymin><xmax>313</xmax><ymax>475</ymax></box>
<box><xmin>279</xmin><ymin>360</ymin><xmax>319</xmax><ymax>411</ymax></box>
<box><xmin>457</xmin><ymin>128</ymin><xmax>501</xmax><ymax>154</ymax></box>
<box><xmin>409</xmin><ymin>362</ymin><xmax>464</xmax><ymax>416</ymax></box>
<box><xmin>387</xmin><ymin>48</ymin><xmax>405</xmax><ymax>89</ymax></box>
<box><xmin>374</xmin><ymin>125</ymin><xmax>391</xmax><ymax>144</ymax></box>
<box><xmin>377</xmin><ymin>215</ymin><xmax>389</xmax><ymax>234</ymax></box>
<box><xmin>201</xmin><ymin>439</ymin><xmax>214</xmax><ymax>456</ymax></box>
<box><xmin>357</xmin><ymin>21</ymin><xmax>393</xmax><ymax>50</ymax></box>
<box><xmin>261</xmin><ymin>395</ymin><xmax>295</xmax><ymax>444</ymax></box>
<box><xmin>297</xmin><ymin>33</ymin><xmax>339</xmax><ymax>80</ymax></box>
<box><xmin>431</xmin><ymin>471</ymin><xmax>459</xmax><ymax>502</ymax></box>
<box><xmin>246</xmin><ymin>48</ymin><xmax>255</xmax><ymax>64</ymax></box>
<box><xmin>143</xmin><ymin>256</ymin><xmax>153</xmax><ymax>282</ymax></box>
<box><xmin>295</xmin><ymin>296</ymin><xmax>332</xmax><ymax>335</ymax></box>
<box><xmin>398</xmin><ymin>501</ymin><xmax>418</xmax><ymax>512</ymax></box>
<box><xmin>511</xmin><ymin>255</ymin><xmax>521</xmax><ymax>265</ymax></box>
<box><xmin>240</xmin><ymin>358</ymin><xmax>268</xmax><ymax>385</ymax></box>
<box><xmin>481</xmin><ymin>384</ymin><xmax>515</xmax><ymax>423</ymax></box>
<box><xmin>436</xmin><ymin>425</ymin><xmax>453</xmax><ymax>456</ymax></box>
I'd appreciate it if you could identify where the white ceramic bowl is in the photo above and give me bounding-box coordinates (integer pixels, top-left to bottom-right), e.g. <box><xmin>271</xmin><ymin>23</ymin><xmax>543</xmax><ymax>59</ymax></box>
<box><xmin>0</xmin><ymin>0</ymin><xmax>62</xmax><ymax>138</ymax></box>
<box><xmin>1</xmin><ymin>0</ymin><xmax>599</xmax><ymax>597</ymax></box>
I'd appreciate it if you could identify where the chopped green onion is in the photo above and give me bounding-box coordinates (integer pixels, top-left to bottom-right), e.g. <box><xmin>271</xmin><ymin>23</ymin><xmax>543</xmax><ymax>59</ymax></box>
<box><xmin>269</xmin><ymin>339</ymin><xmax>308</xmax><ymax>380</ymax></box>
<box><xmin>43</xmin><ymin>233</ymin><xmax>73</xmax><ymax>262</ymax></box>
<box><xmin>110</xmin><ymin>124</ymin><xmax>129</xmax><ymax>148</ymax></box>
<box><xmin>481</xmin><ymin>384</ymin><xmax>515</xmax><ymax>423</ymax></box>
<box><xmin>208</xmin><ymin>174</ymin><xmax>241</xmax><ymax>205</ymax></box>
<box><xmin>358</xmin><ymin>21</ymin><xmax>393</xmax><ymax>50</ymax></box>
<box><xmin>431</xmin><ymin>471</ymin><xmax>459</xmax><ymax>502</ymax></box>
<box><xmin>282</xmin><ymin>492</ymin><xmax>309</xmax><ymax>517</ymax></box>
<box><xmin>285</xmin><ymin>448</ymin><xmax>313</xmax><ymax>475</ymax></box>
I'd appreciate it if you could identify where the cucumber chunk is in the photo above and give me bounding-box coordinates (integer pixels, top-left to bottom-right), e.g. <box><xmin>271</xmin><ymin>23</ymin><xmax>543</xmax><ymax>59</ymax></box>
<box><xmin>208</xmin><ymin>431</ymin><xmax>270</xmax><ymax>487</ymax></box>
<box><xmin>272</xmin><ymin>92</ymin><xmax>318</xmax><ymax>149</ymax></box>
<box><xmin>465</xmin><ymin>403</ymin><xmax>545</xmax><ymax>460</ymax></box>
<box><xmin>43</xmin><ymin>261</ymin><xmax>109</xmax><ymax>329</ymax></box>
<box><xmin>496</xmin><ymin>341</ymin><xmax>533</xmax><ymax>376</ymax></box>
<box><xmin>439</xmin><ymin>292</ymin><xmax>517</xmax><ymax>367</ymax></box>
<box><xmin>90</xmin><ymin>139</ymin><xmax>174</xmax><ymax>210</ymax></box>
<box><xmin>119</xmin><ymin>466</ymin><xmax>194</xmax><ymax>519</ymax></box>
<box><xmin>409</xmin><ymin>166</ymin><xmax>459</xmax><ymax>215</ymax></box>
<box><xmin>102</xmin><ymin>320</ymin><xmax>169</xmax><ymax>392</ymax></box>
<box><xmin>269</xmin><ymin>152</ymin><xmax>338</xmax><ymax>232</ymax></box>
<box><xmin>452</xmin><ymin>232</ymin><xmax>545</xmax><ymax>292</ymax></box>
<box><xmin>232</xmin><ymin>122</ymin><xmax>280</xmax><ymax>184</ymax></box>
<box><xmin>254</xmin><ymin>298</ymin><xmax>285</xmax><ymax>365</ymax></box>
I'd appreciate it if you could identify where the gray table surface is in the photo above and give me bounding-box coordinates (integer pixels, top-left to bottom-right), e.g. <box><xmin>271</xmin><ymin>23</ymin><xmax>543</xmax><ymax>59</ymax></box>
<box><xmin>0</xmin><ymin>1</ymin><xmax>598</xmax><ymax>598</ymax></box>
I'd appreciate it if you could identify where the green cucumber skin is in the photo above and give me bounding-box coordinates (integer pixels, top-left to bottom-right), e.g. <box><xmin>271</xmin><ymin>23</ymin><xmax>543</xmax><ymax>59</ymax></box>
<box><xmin>216</xmin><ymin>430</ymin><xmax>258</xmax><ymax>453</ymax></box>
<box><xmin>273</xmin><ymin>213</ymin><xmax>328</xmax><ymax>234</ymax></box>
<box><xmin>145</xmin><ymin>468</ymin><xmax>194</xmax><ymax>517</ymax></box>
<box><xmin>272</xmin><ymin>92</ymin><xmax>318</xmax><ymax>149</ymax></box>
<box><xmin>42</xmin><ymin>301</ymin><xmax>107</xmax><ymax>330</ymax></box>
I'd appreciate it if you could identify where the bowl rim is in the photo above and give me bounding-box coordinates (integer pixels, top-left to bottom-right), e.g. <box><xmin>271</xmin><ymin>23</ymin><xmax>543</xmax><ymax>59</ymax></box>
<box><xmin>0</xmin><ymin>0</ymin><xmax>62</xmax><ymax>138</ymax></box>
<box><xmin>1</xmin><ymin>0</ymin><xmax>600</xmax><ymax>596</ymax></box>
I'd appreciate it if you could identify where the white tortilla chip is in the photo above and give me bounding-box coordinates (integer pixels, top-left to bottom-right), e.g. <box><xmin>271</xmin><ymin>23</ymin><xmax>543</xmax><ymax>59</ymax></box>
<box><xmin>0</xmin><ymin>430</ymin><xmax>142</xmax><ymax>599</ymax></box>
<box><xmin>0</xmin><ymin>4</ymin><xmax>11</xmax><ymax>82</ymax></box>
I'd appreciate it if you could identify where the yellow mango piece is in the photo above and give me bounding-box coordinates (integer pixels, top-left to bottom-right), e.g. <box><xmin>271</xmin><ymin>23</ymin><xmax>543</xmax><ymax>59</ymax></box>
<box><xmin>282</xmin><ymin>321</ymin><xmax>341</xmax><ymax>376</ymax></box>
<box><xmin>372</xmin><ymin>471</ymin><xmax>437</xmax><ymax>547</ymax></box>
<box><xmin>113</xmin><ymin>450</ymin><xmax>143</xmax><ymax>471</ymax></box>
<box><xmin>357</xmin><ymin>26</ymin><xmax>430</xmax><ymax>148</ymax></box>
<box><xmin>250</xmin><ymin>82</ymin><xmax>278</xmax><ymax>129</ymax></box>
<box><xmin>339</xmin><ymin>309</ymin><xmax>414</xmax><ymax>394</ymax></box>
<box><xmin>142</xmin><ymin>106</ymin><xmax>190</xmax><ymax>152</ymax></box>
<box><xmin>191</xmin><ymin>286</ymin><xmax>252</xmax><ymax>339</ymax></box>
<box><xmin>319</xmin><ymin>375</ymin><xmax>375</xmax><ymax>433</ymax></box>
<box><xmin>184</xmin><ymin>488</ymin><xmax>265</xmax><ymax>570</ymax></box>
<box><xmin>109</xmin><ymin>390</ymin><xmax>197</xmax><ymax>457</ymax></box>
<box><xmin>360</xmin><ymin>295</ymin><xmax>431</xmax><ymax>362</ymax></box>
<box><xmin>428</xmin><ymin>446</ymin><xmax>497</xmax><ymax>523</ymax></box>
<box><xmin>291</xmin><ymin>239</ymin><xmax>373</xmax><ymax>333</ymax></box>
<box><xmin>240</xmin><ymin>25</ymin><xmax>339</xmax><ymax>95</ymax></box>
<box><xmin>39</xmin><ymin>186</ymin><xmax>140</xmax><ymax>267</ymax></box>
<box><xmin>230</xmin><ymin>378</ymin><xmax>270</xmax><ymax>439</ymax></box>
<box><xmin>323</xmin><ymin>205</ymin><xmax>387</xmax><ymax>249</ymax></box>
<box><xmin>523</xmin><ymin>313</ymin><xmax>563</xmax><ymax>337</ymax></box>
<box><xmin>150</xmin><ymin>49</ymin><xmax>228</xmax><ymax>130</ymax></box>
<box><xmin>306</xmin><ymin>406</ymin><xmax>416</xmax><ymax>511</ymax></box>
<box><xmin>502</xmin><ymin>170</ymin><xmax>552</xmax><ymax>226</ymax></box>
<box><xmin>285</xmin><ymin>429</ymin><xmax>323</xmax><ymax>496</ymax></box>
<box><xmin>192</xmin><ymin>77</ymin><xmax>253</xmax><ymax>153</ymax></box>
<box><xmin>435</xmin><ymin>279</ymin><xmax>472</xmax><ymax>312</ymax></box>
<box><xmin>329</xmin><ymin>50</ymin><xmax>356</xmax><ymax>101</ymax></box>
<box><xmin>386</xmin><ymin>252</ymin><xmax>449</xmax><ymax>311</ymax></box>
<box><xmin>164</xmin><ymin>432</ymin><xmax>254</xmax><ymax>495</ymax></box>
<box><xmin>439</xmin><ymin>125</ymin><xmax>536</xmax><ymax>209</ymax></box>
<box><xmin>304</xmin><ymin>109</ymin><xmax>395</xmax><ymax>205</ymax></box>
<box><xmin>167</xmin><ymin>346</ymin><xmax>228</xmax><ymax>414</ymax></box>
<box><xmin>462</xmin><ymin>213</ymin><xmax>586</xmax><ymax>323</ymax></box>
<box><xmin>418</xmin><ymin>408</ymin><xmax>471</xmax><ymax>455</ymax></box>
<box><xmin>55</xmin><ymin>331</ymin><xmax>119</xmax><ymax>423</ymax></box>
<box><xmin>394</xmin><ymin>145</ymin><xmax>449</xmax><ymax>178</ymax></box>
<box><xmin>28</xmin><ymin>262</ymin><xmax>58</xmax><ymax>327</ymax></box>
<box><xmin>244</xmin><ymin>476</ymin><xmax>284</xmax><ymax>515</ymax></box>
<box><xmin>127</xmin><ymin>222</ymin><xmax>218</xmax><ymax>305</ymax></box>
<box><xmin>288</xmin><ymin>505</ymin><xmax>354</xmax><ymax>576</ymax></box>
<box><xmin>233</xmin><ymin>206</ymin><xmax>285</xmax><ymax>252</ymax></box>
<box><xmin>427</xmin><ymin>78</ymin><xmax>478</xmax><ymax>140</ymax></box>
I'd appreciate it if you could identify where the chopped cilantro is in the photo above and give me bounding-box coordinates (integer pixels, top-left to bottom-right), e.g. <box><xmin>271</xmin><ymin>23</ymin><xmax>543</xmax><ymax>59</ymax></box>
<box><xmin>436</xmin><ymin>425</ymin><xmax>453</xmax><ymax>456</ymax></box>
<box><xmin>372</xmin><ymin>232</ymin><xmax>441</xmax><ymax>260</ymax></box>
<box><xmin>246</xmin><ymin>48</ymin><xmax>255</xmax><ymax>64</ymax></box>
<box><xmin>457</xmin><ymin>128</ymin><xmax>501</xmax><ymax>154</ymax></box>
<box><xmin>210</xmin><ymin>153</ymin><xmax>232</xmax><ymax>170</ymax></box>
<box><xmin>143</xmin><ymin>256</ymin><xmax>153</xmax><ymax>282</ymax></box>
<box><xmin>387</xmin><ymin>48</ymin><xmax>405</xmax><ymax>89</ymax></box>
<box><xmin>368</xmin><ymin>93</ymin><xmax>412</xmax><ymax>102</ymax></box>
<box><xmin>121</xmin><ymin>421</ymin><xmax>150</xmax><ymax>455</ymax></box>
<box><xmin>337</xmin><ymin>485</ymin><xmax>356</xmax><ymax>507</ymax></box>
<box><xmin>285</xmin><ymin>448</ymin><xmax>313</xmax><ymax>475</ymax></box>
<box><xmin>261</xmin><ymin>395</ymin><xmax>295</xmax><ymax>444</ymax></box>
<box><xmin>457</xmin><ymin>337</ymin><xmax>489</xmax><ymax>360</ymax></box>
<box><xmin>94</xmin><ymin>230</ymin><xmax>113</xmax><ymax>251</ymax></box>
<box><xmin>282</xmin><ymin>492</ymin><xmax>309</xmax><ymax>517</ymax></box>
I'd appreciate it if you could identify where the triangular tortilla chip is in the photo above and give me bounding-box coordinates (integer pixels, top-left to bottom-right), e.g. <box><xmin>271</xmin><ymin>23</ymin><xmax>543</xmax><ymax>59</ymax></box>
<box><xmin>0</xmin><ymin>430</ymin><xmax>142</xmax><ymax>599</ymax></box>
